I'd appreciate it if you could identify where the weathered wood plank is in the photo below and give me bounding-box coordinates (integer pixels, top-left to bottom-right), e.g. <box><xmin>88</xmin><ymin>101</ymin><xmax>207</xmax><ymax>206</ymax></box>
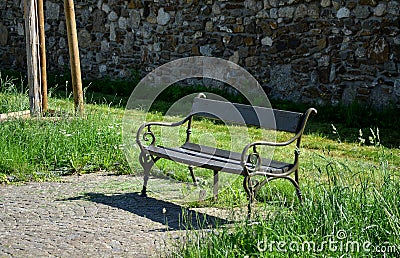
<box><xmin>181</xmin><ymin>142</ymin><xmax>291</xmax><ymax>169</ymax></box>
<box><xmin>191</xmin><ymin>97</ymin><xmax>302</xmax><ymax>133</ymax></box>
<box><xmin>145</xmin><ymin>145</ymin><xmax>291</xmax><ymax>174</ymax></box>
<box><xmin>65</xmin><ymin>0</ymin><xmax>84</xmax><ymax>115</ymax></box>
<box><xmin>24</xmin><ymin>0</ymin><xmax>42</xmax><ymax>116</ymax></box>
<box><xmin>38</xmin><ymin>0</ymin><xmax>48</xmax><ymax>112</ymax></box>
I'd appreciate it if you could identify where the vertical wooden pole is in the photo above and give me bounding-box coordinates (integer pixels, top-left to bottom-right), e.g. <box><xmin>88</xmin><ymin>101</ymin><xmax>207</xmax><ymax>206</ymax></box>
<box><xmin>37</xmin><ymin>0</ymin><xmax>48</xmax><ymax>112</ymax></box>
<box><xmin>24</xmin><ymin>0</ymin><xmax>42</xmax><ymax>116</ymax></box>
<box><xmin>64</xmin><ymin>0</ymin><xmax>84</xmax><ymax>115</ymax></box>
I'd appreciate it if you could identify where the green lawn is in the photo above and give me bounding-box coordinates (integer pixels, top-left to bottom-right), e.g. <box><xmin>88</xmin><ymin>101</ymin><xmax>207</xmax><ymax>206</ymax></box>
<box><xmin>1</xmin><ymin>74</ymin><xmax>399</xmax><ymax>257</ymax></box>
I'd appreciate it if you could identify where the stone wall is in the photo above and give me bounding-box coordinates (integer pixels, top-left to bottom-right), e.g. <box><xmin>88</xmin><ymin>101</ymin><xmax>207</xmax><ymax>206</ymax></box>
<box><xmin>0</xmin><ymin>0</ymin><xmax>399</xmax><ymax>108</ymax></box>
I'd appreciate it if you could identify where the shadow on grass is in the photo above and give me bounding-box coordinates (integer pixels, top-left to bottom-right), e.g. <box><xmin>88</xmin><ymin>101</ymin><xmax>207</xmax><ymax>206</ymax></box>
<box><xmin>63</xmin><ymin>192</ymin><xmax>230</xmax><ymax>231</ymax></box>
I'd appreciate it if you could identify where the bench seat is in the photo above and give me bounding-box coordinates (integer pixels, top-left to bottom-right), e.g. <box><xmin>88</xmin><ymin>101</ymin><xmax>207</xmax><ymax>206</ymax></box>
<box><xmin>145</xmin><ymin>143</ymin><xmax>293</xmax><ymax>175</ymax></box>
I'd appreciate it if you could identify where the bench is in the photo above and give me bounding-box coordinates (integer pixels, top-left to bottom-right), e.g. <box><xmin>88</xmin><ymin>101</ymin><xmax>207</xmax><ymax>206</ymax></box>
<box><xmin>136</xmin><ymin>94</ymin><xmax>317</xmax><ymax>214</ymax></box>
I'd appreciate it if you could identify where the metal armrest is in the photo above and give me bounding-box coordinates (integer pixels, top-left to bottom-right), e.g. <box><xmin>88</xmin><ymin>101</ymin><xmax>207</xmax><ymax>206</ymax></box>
<box><xmin>136</xmin><ymin>116</ymin><xmax>191</xmax><ymax>150</ymax></box>
<box><xmin>240</xmin><ymin>133</ymin><xmax>302</xmax><ymax>168</ymax></box>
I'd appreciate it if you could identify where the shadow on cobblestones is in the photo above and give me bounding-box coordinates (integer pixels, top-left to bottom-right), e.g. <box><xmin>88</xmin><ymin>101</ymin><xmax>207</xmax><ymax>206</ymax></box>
<box><xmin>1</xmin><ymin>174</ymin><xmax>236</xmax><ymax>257</ymax></box>
<box><xmin>62</xmin><ymin>192</ymin><xmax>230</xmax><ymax>231</ymax></box>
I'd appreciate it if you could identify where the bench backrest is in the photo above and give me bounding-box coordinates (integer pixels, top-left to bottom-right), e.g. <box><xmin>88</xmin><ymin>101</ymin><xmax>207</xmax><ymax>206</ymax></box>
<box><xmin>191</xmin><ymin>97</ymin><xmax>303</xmax><ymax>133</ymax></box>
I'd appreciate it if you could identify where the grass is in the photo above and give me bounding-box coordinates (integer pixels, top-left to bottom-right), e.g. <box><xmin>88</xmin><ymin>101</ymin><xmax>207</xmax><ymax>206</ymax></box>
<box><xmin>169</xmin><ymin>136</ymin><xmax>400</xmax><ymax>257</ymax></box>
<box><xmin>0</xmin><ymin>75</ymin><xmax>131</xmax><ymax>183</ymax></box>
<box><xmin>0</xmin><ymin>107</ymin><xmax>131</xmax><ymax>183</ymax></box>
<box><xmin>1</xmin><ymin>72</ymin><xmax>399</xmax><ymax>257</ymax></box>
<box><xmin>0</xmin><ymin>74</ymin><xmax>30</xmax><ymax>113</ymax></box>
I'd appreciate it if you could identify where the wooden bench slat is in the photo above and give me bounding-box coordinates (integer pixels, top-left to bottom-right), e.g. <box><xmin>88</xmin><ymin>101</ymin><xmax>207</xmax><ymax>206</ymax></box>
<box><xmin>192</xmin><ymin>97</ymin><xmax>303</xmax><ymax>133</ymax></box>
<box><xmin>145</xmin><ymin>145</ymin><xmax>292</xmax><ymax>174</ymax></box>
<box><xmin>181</xmin><ymin>142</ymin><xmax>291</xmax><ymax>169</ymax></box>
<box><xmin>146</xmin><ymin>145</ymin><xmax>243</xmax><ymax>174</ymax></box>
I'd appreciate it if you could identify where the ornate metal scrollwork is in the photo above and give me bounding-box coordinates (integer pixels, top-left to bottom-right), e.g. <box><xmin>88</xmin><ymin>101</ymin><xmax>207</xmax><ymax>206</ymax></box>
<box><xmin>246</xmin><ymin>152</ymin><xmax>261</xmax><ymax>172</ymax></box>
<box><xmin>139</xmin><ymin>151</ymin><xmax>153</xmax><ymax>169</ymax></box>
<box><xmin>142</xmin><ymin>125</ymin><xmax>156</xmax><ymax>145</ymax></box>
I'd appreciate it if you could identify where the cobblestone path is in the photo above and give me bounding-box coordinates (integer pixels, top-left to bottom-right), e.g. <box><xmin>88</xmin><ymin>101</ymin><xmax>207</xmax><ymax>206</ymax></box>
<box><xmin>0</xmin><ymin>173</ymin><xmax>231</xmax><ymax>257</ymax></box>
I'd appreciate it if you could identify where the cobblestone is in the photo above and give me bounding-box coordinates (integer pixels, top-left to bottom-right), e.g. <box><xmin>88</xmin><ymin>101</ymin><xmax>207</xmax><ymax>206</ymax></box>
<box><xmin>0</xmin><ymin>173</ymin><xmax>231</xmax><ymax>257</ymax></box>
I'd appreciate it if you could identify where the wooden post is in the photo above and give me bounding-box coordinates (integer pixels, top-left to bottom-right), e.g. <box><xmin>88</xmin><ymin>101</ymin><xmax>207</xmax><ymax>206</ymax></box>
<box><xmin>37</xmin><ymin>0</ymin><xmax>48</xmax><ymax>112</ymax></box>
<box><xmin>24</xmin><ymin>0</ymin><xmax>42</xmax><ymax>116</ymax></box>
<box><xmin>64</xmin><ymin>0</ymin><xmax>84</xmax><ymax>115</ymax></box>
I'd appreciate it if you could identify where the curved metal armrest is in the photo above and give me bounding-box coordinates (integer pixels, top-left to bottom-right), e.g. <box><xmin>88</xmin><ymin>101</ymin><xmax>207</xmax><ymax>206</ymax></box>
<box><xmin>136</xmin><ymin>116</ymin><xmax>191</xmax><ymax>149</ymax></box>
<box><xmin>240</xmin><ymin>132</ymin><xmax>302</xmax><ymax>168</ymax></box>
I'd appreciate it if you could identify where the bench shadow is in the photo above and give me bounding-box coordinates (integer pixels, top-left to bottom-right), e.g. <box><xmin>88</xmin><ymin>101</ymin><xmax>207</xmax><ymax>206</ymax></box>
<box><xmin>62</xmin><ymin>192</ymin><xmax>230</xmax><ymax>231</ymax></box>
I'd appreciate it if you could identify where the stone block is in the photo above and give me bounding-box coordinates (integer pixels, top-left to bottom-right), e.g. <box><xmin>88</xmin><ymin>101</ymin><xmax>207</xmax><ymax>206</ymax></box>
<box><xmin>359</xmin><ymin>0</ymin><xmax>378</xmax><ymax>6</ymax></box>
<box><xmin>146</xmin><ymin>15</ymin><xmax>157</xmax><ymax>24</ymax></box>
<box><xmin>270</xmin><ymin>8</ymin><xmax>278</xmax><ymax>19</ymax></box>
<box><xmin>78</xmin><ymin>30</ymin><xmax>92</xmax><ymax>48</ymax></box>
<box><xmin>212</xmin><ymin>3</ymin><xmax>221</xmax><ymax>14</ymax></box>
<box><xmin>17</xmin><ymin>23</ymin><xmax>24</xmax><ymax>36</ymax></box>
<box><xmin>205</xmin><ymin>21</ymin><xmax>213</xmax><ymax>32</ymax></box>
<box><xmin>321</xmin><ymin>0</ymin><xmax>331</xmax><ymax>8</ymax></box>
<box><xmin>278</xmin><ymin>7</ymin><xmax>295</xmax><ymax>18</ymax></box>
<box><xmin>373</xmin><ymin>3</ymin><xmax>386</xmax><ymax>16</ymax></box>
<box><xmin>229</xmin><ymin>51</ymin><xmax>240</xmax><ymax>64</ymax></box>
<box><xmin>245</xmin><ymin>0</ymin><xmax>263</xmax><ymax>12</ymax></box>
<box><xmin>294</xmin><ymin>4</ymin><xmax>307</xmax><ymax>19</ymax></box>
<box><xmin>368</xmin><ymin>37</ymin><xmax>390</xmax><ymax>64</ymax></box>
<box><xmin>387</xmin><ymin>1</ymin><xmax>400</xmax><ymax>15</ymax></box>
<box><xmin>176</xmin><ymin>44</ymin><xmax>192</xmax><ymax>54</ymax></box>
<box><xmin>394</xmin><ymin>79</ymin><xmax>400</xmax><ymax>97</ymax></box>
<box><xmin>354</xmin><ymin>5</ymin><xmax>371</xmax><ymax>19</ymax></box>
<box><xmin>308</xmin><ymin>4</ymin><xmax>320</xmax><ymax>18</ymax></box>
<box><xmin>317</xmin><ymin>67</ymin><xmax>330</xmax><ymax>83</ymax></box>
<box><xmin>0</xmin><ymin>23</ymin><xmax>8</xmax><ymax>46</ymax></box>
<box><xmin>233</xmin><ymin>25</ymin><xmax>244</xmax><ymax>33</ymax></box>
<box><xmin>245</xmin><ymin>56</ymin><xmax>258</xmax><ymax>67</ymax></box>
<box><xmin>261</xmin><ymin>36</ymin><xmax>273</xmax><ymax>46</ymax></box>
<box><xmin>101</xmin><ymin>40</ymin><xmax>110</xmax><ymax>52</ymax></box>
<box><xmin>336</xmin><ymin>7</ymin><xmax>350</xmax><ymax>19</ymax></box>
<box><xmin>244</xmin><ymin>37</ymin><xmax>255</xmax><ymax>46</ymax></box>
<box><xmin>93</xmin><ymin>10</ymin><xmax>105</xmax><ymax>32</ymax></box>
<box><xmin>46</xmin><ymin>2</ymin><xmax>60</xmax><ymax>20</ymax></box>
<box><xmin>191</xmin><ymin>46</ymin><xmax>200</xmax><ymax>55</ymax></box>
<box><xmin>129</xmin><ymin>10</ymin><xmax>141</xmax><ymax>27</ymax></box>
<box><xmin>357</xmin><ymin>87</ymin><xmax>371</xmax><ymax>95</ymax></box>
<box><xmin>107</xmin><ymin>11</ymin><xmax>118</xmax><ymax>22</ymax></box>
<box><xmin>59</xmin><ymin>38</ymin><xmax>67</xmax><ymax>49</ymax></box>
<box><xmin>110</xmin><ymin>22</ymin><xmax>116</xmax><ymax>41</ymax></box>
<box><xmin>118</xmin><ymin>17</ymin><xmax>127</xmax><ymax>29</ymax></box>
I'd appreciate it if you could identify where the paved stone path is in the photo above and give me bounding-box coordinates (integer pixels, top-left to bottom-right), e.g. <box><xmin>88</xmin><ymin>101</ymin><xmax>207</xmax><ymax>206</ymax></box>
<box><xmin>0</xmin><ymin>173</ymin><xmax>235</xmax><ymax>257</ymax></box>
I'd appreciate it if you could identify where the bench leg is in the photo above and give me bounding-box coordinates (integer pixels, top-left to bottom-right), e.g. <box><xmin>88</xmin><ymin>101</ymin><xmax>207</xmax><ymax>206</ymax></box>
<box><xmin>293</xmin><ymin>169</ymin><xmax>302</xmax><ymax>202</ymax></box>
<box><xmin>139</xmin><ymin>151</ymin><xmax>155</xmax><ymax>197</ymax></box>
<box><xmin>213</xmin><ymin>170</ymin><xmax>218</xmax><ymax>200</ymax></box>
<box><xmin>188</xmin><ymin>165</ymin><xmax>197</xmax><ymax>186</ymax></box>
<box><xmin>243</xmin><ymin>176</ymin><xmax>254</xmax><ymax>218</ymax></box>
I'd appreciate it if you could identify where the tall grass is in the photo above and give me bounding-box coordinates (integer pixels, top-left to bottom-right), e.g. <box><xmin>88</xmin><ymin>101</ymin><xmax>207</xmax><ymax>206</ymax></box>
<box><xmin>0</xmin><ymin>73</ymin><xmax>29</xmax><ymax>113</ymax></box>
<box><xmin>0</xmin><ymin>75</ymin><xmax>131</xmax><ymax>183</ymax></box>
<box><xmin>171</xmin><ymin>143</ymin><xmax>400</xmax><ymax>257</ymax></box>
<box><xmin>0</xmin><ymin>107</ymin><xmax>131</xmax><ymax>183</ymax></box>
